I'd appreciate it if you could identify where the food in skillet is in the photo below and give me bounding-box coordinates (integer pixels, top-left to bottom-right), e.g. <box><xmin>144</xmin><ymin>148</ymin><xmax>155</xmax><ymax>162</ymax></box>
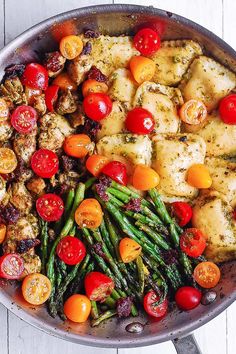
<box><xmin>0</xmin><ymin>27</ymin><xmax>235</xmax><ymax>326</ymax></box>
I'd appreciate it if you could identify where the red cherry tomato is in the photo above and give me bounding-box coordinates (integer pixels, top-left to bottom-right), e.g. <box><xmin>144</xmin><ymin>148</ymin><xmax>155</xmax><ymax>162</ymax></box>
<box><xmin>45</xmin><ymin>85</ymin><xmax>59</xmax><ymax>112</ymax></box>
<box><xmin>56</xmin><ymin>236</ymin><xmax>86</xmax><ymax>265</ymax></box>
<box><xmin>219</xmin><ymin>94</ymin><xmax>236</xmax><ymax>125</ymax></box>
<box><xmin>36</xmin><ymin>193</ymin><xmax>64</xmax><ymax>222</ymax></box>
<box><xmin>83</xmin><ymin>93</ymin><xmax>112</xmax><ymax>121</ymax></box>
<box><xmin>180</xmin><ymin>228</ymin><xmax>207</xmax><ymax>258</ymax></box>
<box><xmin>175</xmin><ymin>286</ymin><xmax>202</xmax><ymax>311</ymax></box>
<box><xmin>125</xmin><ymin>107</ymin><xmax>155</xmax><ymax>134</ymax></box>
<box><xmin>101</xmin><ymin>161</ymin><xmax>128</xmax><ymax>186</ymax></box>
<box><xmin>21</xmin><ymin>63</ymin><xmax>49</xmax><ymax>90</ymax></box>
<box><xmin>143</xmin><ymin>290</ymin><xmax>168</xmax><ymax>318</ymax></box>
<box><xmin>31</xmin><ymin>149</ymin><xmax>59</xmax><ymax>178</ymax></box>
<box><xmin>133</xmin><ymin>28</ymin><xmax>161</xmax><ymax>56</ymax></box>
<box><xmin>84</xmin><ymin>271</ymin><xmax>114</xmax><ymax>301</ymax></box>
<box><xmin>11</xmin><ymin>105</ymin><xmax>37</xmax><ymax>134</ymax></box>
<box><xmin>171</xmin><ymin>202</ymin><xmax>193</xmax><ymax>227</ymax></box>
<box><xmin>0</xmin><ymin>253</ymin><xmax>24</xmax><ymax>280</ymax></box>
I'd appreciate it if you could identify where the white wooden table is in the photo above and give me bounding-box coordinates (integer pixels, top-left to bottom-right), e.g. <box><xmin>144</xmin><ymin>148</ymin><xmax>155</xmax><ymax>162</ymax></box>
<box><xmin>0</xmin><ymin>0</ymin><xmax>235</xmax><ymax>353</ymax></box>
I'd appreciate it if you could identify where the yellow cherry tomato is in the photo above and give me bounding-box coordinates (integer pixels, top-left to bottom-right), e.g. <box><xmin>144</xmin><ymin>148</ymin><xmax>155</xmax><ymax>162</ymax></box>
<box><xmin>59</xmin><ymin>35</ymin><xmax>83</xmax><ymax>60</ymax></box>
<box><xmin>22</xmin><ymin>273</ymin><xmax>51</xmax><ymax>305</ymax></box>
<box><xmin>0</xmin><ymin>224</ymin><xmax>6</xmax><ymax>244</ymax></box>
<box><xmin>119</xmin><ymin>237</ymin><xmax>142</xmax><ymax>263</ymax></box>
<box><xmin>75</xmin><ymin>198</ymin><xmax>103</xmax><ymax>229</ymax></box>
<box><xmin>64</xmin><ymin>294</ymin><xmax>91</xmax><ymax>323</ymax></box>
<box><xmin>132</xmin><ymin>164</ymin><xmax>160</xmax><ymax>191</ymax></box>
<box><xmin>0</xmin><ymin>148</ymin><xmax>18</xmax><ymax>174</ymax></box>
<box><xmin>130</xmin><ymin>56</ymin><xmax>156</xmax><ymax>84</ymax></box>
<box><xmin>187</xmin><ymin>164</ymin><xmax>212</xmax><ymax>188</ymax></box>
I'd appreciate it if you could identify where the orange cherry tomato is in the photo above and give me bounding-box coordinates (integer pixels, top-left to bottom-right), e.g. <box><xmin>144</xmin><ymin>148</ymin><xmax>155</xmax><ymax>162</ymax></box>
<box><xmin>132</xmin><ymin>164</ymin><xmax>160</xmax><ymax>191</ymax></box>
<box><xmin>130</xmin><ymin>56</ymin><xmax>156</xmax><ymax>84</ymax></box>
<box><xmin>53</xmin><ymin>72</ymin><xmax>77</xmax><ymax>91</ymax></box>
<box><xmin>51</xmin><ymin>20</ymin><xmax>77</xmax><ymax>42</ymax></box>
<box><xmin>86</xmin><ymin>154</ymin><xmax>109</xmax><ymax>177</ymax></box>
<box><xmin>194</xmin><ymin>262</ymin><xmax>221</xmax><ymax>289</ymax></box>
<box><xmin>64</xmin><ymin>294</ymin><xmax>91</xmax><ymax>323</ymax></box>
<box><xmin>0</xmin><ymin>148</ymin><xmax>18</xmax><ymax>174</ymax></box>
<box><xmin>82</xmin><ymin>79</ymin><xmax>108</xmax><ymax>97</ymax></box>
<box><xmin>179</xmin><ymin>100</ymin><xmax>207</xmax><ymax>125</ymax></box>
<box><xmin>22</xmin><ymin>273</ymin><xmax>52</xmax><ymax>305</ymax></box>
<box><xmin>0</xmin><ymin>98</ymin><xmax>9</xmax><ymax>122</ymax></box>
<box><xmin>75</xmin><ymin>198</ymin><xmax>103</xmax><ymax>229</ymax></box>
<box><xmin>63</xmin><ymin>134</ymin><xmax>91</xmax><ymax>158</ymax></box>
<box><xmin>0</xmin><ymin>224</ymin><xmax>6</xmax><ymax>244</ymax></box>
<box><xmin>119</xmin><ymin>237</ymin><xmax>142</xmax><ymax>263</ymax></box>
<box><xmin>187</xmin><ymin>164</ymin><xmax>212</xmax><ymax>189</ymax></box>
<box><xmin>59</xmin><ymin>35</ymin><xmax>83</xmax><ymax>60</ymax></box>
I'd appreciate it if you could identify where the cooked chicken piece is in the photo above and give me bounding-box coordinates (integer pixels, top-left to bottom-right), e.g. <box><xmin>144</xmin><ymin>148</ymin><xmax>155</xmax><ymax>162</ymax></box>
<box><xmin>58</xmin><ymin>171</ymin><xmax>81</xmax><ymax>189</ymax></box>
<box><xmin>0</xmin><ymin>121</ymin><xmax>13</xmax><ymax>142</ymax></box>
<box><xmin>8</xmin><ymin>182</ymin><xmax>33</xmax><ymax>214</ymax></box>
<box><xmin>13</xmin><ymin>128</ymin><xmax>37</xmax><ymax>165</ymax></box>
<box><xmin>20</xmin><ymin>254</ymin><xmax>41</xmax><ymax>278</ymax></box>
<box><xmin>97</xmin><ymin>101</ymin><xmax>126</xmax><ymax>140</ymax></box>
<box><xmin>69</xmin><ymin>106</ymin><xmax>85</xmax><ymax>128</ymax></box>
<box><xmin>0</xmin><ymin>176</ymin><xmax>6</xmax><ymax>202</ymax></box>
<box><xmin>43</xmin><ymin>51</ymin><xmax>66</xmax><ymax>78</ymax></box>
<box><xmin>27</xmin><ymin>177</ymin><xmax>46</xmax><ymax>196</ymax></box>
<box><xmin>38</xmin><ymin>112</ymin><xmax>75</xmax><ymax>151</ymax></box>
<box><xmin>0</xmin><ymin>77</ymin><xmax>27</xmax><ymax>105</ymax></box>
<box><xmin>56</xmin><ymin>90</ymin><xmax>77</xmax><ymax>115</ymax></box>
<box><xmin>33</xmin><ymin>94</ymin><xmax>47</xmax><ymax>116</ymax></box>
<box><xmin>192</xmin><ymin>191</ymin><xmax>236</xmax><ymax>262</ymax></box>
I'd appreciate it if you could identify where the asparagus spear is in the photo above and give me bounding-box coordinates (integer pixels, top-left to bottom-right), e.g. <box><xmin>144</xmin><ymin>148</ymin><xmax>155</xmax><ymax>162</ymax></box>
<box><xmin>91</xmin><ymin>310</ymin><xmax>117</xmax><ymax>327</ymax></box>
<box><xmin>39</xmin><ymin>219</ymin><xmax>49</xmax><ymax>275</ymax></box>
<box><xmin>91</xmin><ymin>301</ymin><xmax>99</xmax><ymax>319</ymax></box>
<box><xmin>136</xmin><ymin>256</ymin><xmax>145</xmax><ymax>296</ymax></box>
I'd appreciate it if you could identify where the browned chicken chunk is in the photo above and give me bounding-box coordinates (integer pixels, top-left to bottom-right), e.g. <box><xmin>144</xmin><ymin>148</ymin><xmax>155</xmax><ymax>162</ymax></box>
<box><xmin>21</xmin><ymin>253</ymin><xmax>41</xmax><ymax>278</ymax></box>
<box><xmin>33</xmin><ymin>94</ymin><xmax>47</xmax><ymax>116</ymax></box>
<box><xmin>56</xmin><ymin>90</ymin><xmax>77</xmax><ymax>115</ymax></box>
<box><xmin>27</xmin><ymin>177</ymin><xmax>46</xmax><ymax>196</ymax></box>
<box><xmin>0</xmin><ymin>77</ymin><xmax>27</xmax><ymax>104</ymax></box>
<box><xmin>8</xmin><ymin>182</ymin><xmax>33</xmax><ymax>214</ymax></box>
<box><xmin>0</xmin><ymin>121</ymin><xmax>13</xmax><ymax>142</ymax></box>
<box><xmin>13</xmin><ymin>128</ymin><xmax>37</xmax><ymax>165</ymax></box>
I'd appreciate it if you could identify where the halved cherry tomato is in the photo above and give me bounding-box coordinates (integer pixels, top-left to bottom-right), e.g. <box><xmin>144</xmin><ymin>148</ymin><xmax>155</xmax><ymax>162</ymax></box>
<box><xmin>187</xmin><ymin>164</ymin><xmax>212</xmax><ymax>189</ymax></box>
<box><xmin>63</xmin><ymin>134</ymin><xmax>91</xmax><ymax>158</ymax></box>
<box><xmin>53</xmin><ymin>72</ymin><xmax>77</xmax><ymax>91</ymax></box>
<box><xmin>11</xmin><ymin>105</ymin><xmax>37</xmax><ymax>134</ymax></box>
<box><xmin>219</xmin><ymin>94</ymin><xmax>236</xmax><ymax>125</ymax></box>
<box><xmin>0</xmin><ymin>98</ymin><xmax>9</xmax><ymax>122</ymax></box>
<box><xmin>126</xmin><ymin>107</ymin><xmax>155</xmax><ymax>134</ymax></box>
<box><xmin>75</xmin><ymin>198</ymin><xmax>103</xmax><ymax>229</ymax></box>
<box><xmin>132</xmin><ymin>164</ymin><xmax>159</xmax><ymax>191</ymax></box>
<box><xmin>84</xmin><ymin>271</ymin><xmax>114</xmax><ymax>301</ymax></box>
<box><xmin>22</xmin><ymin>273</ymin><xmax>51</xmax><ymax>305</ymax></box>
<box><xmin>171</xmin><ymin>201</ymin><xmax>193</xmax><ymax>227</ymax></box>
<box><xmin>101</xmin><ymin>161</ymin><xmax>128</xmax><ymax>186</ymax></box>
<box><xmin>143</xmin><ymin>290</ymin><xmax>168</xmax><ymax>318</ymax></box>
<box><xmin>119</xmin><ymin>237</ymin><xmax>142</xmax><ymax>263</ymax></box>
<box><xmin>59</xmin><ymin>35</ymin><xmax>83</xmax><ymax>60</ymax></box>
<box><xmin>36</xmin><ymin>193</ymin><xmax>64</xmax><ymax>222</ymax></box>
<box><xmin>179</xmin><ymin>100</ymin><xmax>207</xmax><ymax>125</ymax></box>
<box><xmin>56</xmin><ymin>236</ymin><xmax>86</xmax><ymax>265</ymax></box>
<box><xmin>31</xmin><ymin>149</ymin><xmax>59</xmax><ymax>178</ymax></box>
<box><xmin>180</xmin><ymin>228</ymin><xmax>206</xmax><ymax>258</ymax></box>
<box><xmin>175</xmin><ymin>286</ymin><xmax>202</xmax><ymax>311</ymax></box>
<box><xmin>64</xmin><ymin>294</ymin><xmax>91</xmax><ymax>323</ymax></box>
<box><xmin>0</xmin><ymin>253</ymin><xmax>24</xmax><ymax>280</ymax></box>
<box><xmin>21</xmin><ymin>63</ymin><xmax>48</xmax><ymax>90</ymax></box>
<box><xmin>134</xmin><ymin>28</ymin><xmax>161</xmax><ymax>56</ymax></box>
<box><xmin>0</xmin><ymin>224</ymin><xmax>6</xmax><ymax>244</ymax></box>
<box><xmin>82</xmin><ymin>79</ymin><xmax>108</xmax><ymax>97</ymax></box>
<box><xmin>86</xmin><ymin>154</ymin><xmax>109</xmax><ymax>177</ymax></box>
<box><xmin>194</xmin><ymin>261</ymin><xmax>221</xmax><ymax>289</ymax></box>
<box><xmin>0</xmin><ymin>148</ymin><xmax>17</xmax><ymax>174</ymax></box>
<box><xmin>83</xmin><ymin>93</ymin><xmax>113</xmax><ymax>121</ymax></box>
<box><xmin>130</xmin><ymin>56</ymin><xmax>156</xmax><ymax>84</ymax></box>
<box><xmin>45</xmin><ymin>85</ymin><xmax>59</xmax><ymax>112</ymax></box>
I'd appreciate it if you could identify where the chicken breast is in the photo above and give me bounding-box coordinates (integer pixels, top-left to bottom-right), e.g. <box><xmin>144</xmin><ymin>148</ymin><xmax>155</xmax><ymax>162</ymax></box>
<box><xmin>21</xmin><ymin>254</ymin><xmax>41</xmax><ymax>278</ymax></box>
<box><xmin>0</xmin><ymin>121</ymin><xmax>13</xmax><ymax>142</ymax></box>
<box><xmin>0</xmin><ymin>176</ymin><xmax>6</xmax><ymax>203</ymax></box>
<box><xmin>8</xmin><ymin>182</ymin><xmax>33</xmax><ymax>214</ymax></box>
<box><xmin>192</xmin><ymin>191</ymin><xmax>236</xmax><ymax>262</ymax></box>
<box><xmin>13</xmin><ymin>128</ymin><xmax>37</xmax><ymax>165</ymax></box>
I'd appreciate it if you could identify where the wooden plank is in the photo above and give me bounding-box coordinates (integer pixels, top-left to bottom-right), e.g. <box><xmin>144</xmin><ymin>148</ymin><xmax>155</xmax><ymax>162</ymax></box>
<box><xmin>0</xmin><ymin>304</ymin><xmax>8</xmax><ymax>354</ymax></box>
<box><xmin>226</xmin><ymin>302</ymin><xmax>236</xmax><ymax>354</ymax></box>
<box><xmin>223</xmin><ymin>0</ymin><xmax>236</xmax><ymax>49</ymax></box>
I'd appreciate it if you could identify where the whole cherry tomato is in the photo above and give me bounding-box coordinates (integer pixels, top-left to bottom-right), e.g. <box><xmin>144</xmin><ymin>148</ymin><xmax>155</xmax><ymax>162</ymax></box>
<box><xmin>126</xmin><ymin>107</ymin><xmax>155</xmax><ymax>134</ymax></box>
<box><xmin>143</xmin><ymin>290</ymin><xmax>168</xmax><ymax>318</ymax></box>
<box><xmin>101</xmin><ymin>161</ymin><xmax>128</xmax><ymax>186</ymax></box>
<box><xmin>63</xmin><ymin>134</ymin><xmax>91</xmax><ymax>158</ymax></box>
<box><xmin>219</xmin><ymin>94</ymin><xmax>236</xmax><ymax>125</ymax></box>
<box><xmin>180</xmin><ymin>228</ymin><xmax>206</xmax><ymax>258</ymax></box>
<box><xmin>132</xmin><ymin>164</ymin><xmax>159</xmax><ymax>190</ymax></box>
<box><xmin>175</xmin><ymin>286</ymin><xmax>202</xmax><ymax>311</ymax></box>
<box><xmin>21</xmin><ymin>63</ymin><xmax>49</xmax><ymax>90</ymax></box>
<box><xmin>36</xmin><ymin>193</ymin><xmax>64</xmax><ymax>222</ymax></box>
<box><xmin>84</xmin><ymin>271</ymin><xmax>114</xmax><ymax>301</ymax></box>
<box><xmin>0</xmin><ymin>253</ymin><xmax>24</xmax><ymax>280</ymax></box>
<box><xmin>31</xmin><ymin>149</ymin><xmax>59</xmax><ymax>178</ymax></box>
<box><xmin>83</xmin><ymin>93</ymin><xmax>112</xmax><ymax>121</ymax></box>
<box><xmin>64</xmin><ymin>294</ymin><xmax>91</xmax><ymax>323</ymax></box>
<box><xmin>171</xmin><ymin>201</ymin><xmax>193</xmax><ymax>227</ymax></box>
<box><xmin>86</xmin><ymin>154</ymin><xmax>109</xmax><ymax>177</ymax></box>
<box><xmin>45</xmin><ymin>85</ymin><xmax>59</xmax><ymax>112</ymax></box>
<box><xmin>56</xmin><ymin>236</ymin><xmax>86</xmax><ymax>265</ymax></box>
<box><xmin>133</xmin><ymin>28</ymin><xmax>161</xmax><ymax>56</ymax></box>
<box><xmin>11</xmin><ymin>105</ymin><xmax>37</xmax><ymax>134</ymax></box>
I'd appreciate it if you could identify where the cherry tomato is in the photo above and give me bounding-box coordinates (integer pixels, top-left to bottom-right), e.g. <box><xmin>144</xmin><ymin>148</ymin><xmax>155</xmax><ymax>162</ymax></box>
<box><xmin>82</xmin><ymin>79</ymin><xmax>108</xmax><ymax>97</ymax></box>
<box><xmin>219</xmin><ymin>94</ymin><xmax>236</xmax><ymax>125</ymax></box>
<box><xmin>45</xmin><ymin>85</ymin><xmax>59</xmax><ymax>112</ymax></box>
<box><xmin>179</xmin><ymin>100</ymin><xmax>207</xmax><ymax>125</ymax></box>
<box><xmin>171</xmin><ymin>202</ymin><xmax>193</xmax><ymax>227</ymax></box>
<box><xmin>36</xmin><ymin>193</ymin><xmax>64</xmax><ymax>222</ymax></box>
<box><xmin>11</xmin><ymin>105</ymin><xmax>37</xmax><ymax>134</ymax></box>
<box><xmin>31</xmin><ymin>149</ymin><xmax>59</xmax><ymax>178</ymax></box>
<box><xmin>130</xmin><ymin>56</ymin><xmax>156</xmax><ymax>84</ymax></box>
<box><xmin>119</xmin><ymin>237</ymin><xmax>142</xmax><ymax>263</ymax></box>
<box><xmin>84</xmin><ymin>271</ymin><xmax>114</xmax><ymax>301</ymax></box>
<box><xmin>63</xmin><ymin>134</ymin><xmax>91</xmax><ymax>158</ymax></box>
<box><xmin>83</xmin><ymin>93</ymin><xmax>113</xmax><ymax>121</ymax></box>
<box><xmin>0</xmin><ymin>148</ymin><xmax>17</xmax><ymax>174</ymax></box>
<box><xmin>0</xmin><ymin>98</ymin><xmax>9</xmax><ymax>122</ymax></box>
<box><xmin>53</xmin><ymin>72</ymin><xmax>77</xmax><ymax>91</ymax></box>
<box><xmin>59</xmin><ymin>35</ymin><xmax>83</xmax><ymax>60</ymax></box>
<box><xmin>75</xmin><ymin>198</ymin><xmax>103</xmax><ymax>229</ymax></box>
<box><xmin>22</xmin><ymin>273</ymin><xmax>51</xmax><ymax>305</ymax></box>
<box><xmin>187</xmin><ymin>164</ymin><xmax>212</xmax><ymax>189</ymax></box>
<box><xmin>126</xmin><ymin>107</ymin><xmax>155</xmax><ymax>134</ymax></box>
<box><xmin>180</xmin><ymin>228</ymin><xmax>206</xmax><ymax>258</ymax></box>
<box><xmin>101</xmin><ymin>161</ymin><xmax>128</xmax><ymax>186</ymax></box>
<box><xmin>175</xmin><ymin>286</ymin><xmax>202</xmax><ymax>311</ymax></box>
<box><xmin>86</xmin><ymin>154</ymin><xmax>109</xmax><ymax>177</ymax></box>
<box><xmin>0</xmin><ymin>253</ymin><xmax>24</xmax><ymax>280</ymax></box>
<box><xmin>56</xmin><ymin>236</ymin><xmax>86</xmax><ymax>265</ymax></box>
<box><xmin>133</xmin><ymin>28</ymin><xmax>161</xmax><ymax>56</ymax></box>
<box><xmin>132</xmin><ymin>164</ymin><xmax>160</xmax><ymax>190</ymax></box>
<box><xmin>143</xmin><ymin>290</ymin><xmax>168</xmax><ymax>318</ymax></box>
<box><xmin>194</xmin><ymin>262</ymin><xmax>221</xmax><ymax>289</ymax></box>
<box><xmin>0</xmin><ymin>224</ymin><xmax>6</xmax><ymax>244</ymax></box>
<box><xmin>64</xmin><ymin>294</ymin><xmax>91</xmax><ymax>323</ymax></box>
<box><xmin>21</xmin><ymin>63</ymin><xmax>48</xmax><ymax>90</ymax></box>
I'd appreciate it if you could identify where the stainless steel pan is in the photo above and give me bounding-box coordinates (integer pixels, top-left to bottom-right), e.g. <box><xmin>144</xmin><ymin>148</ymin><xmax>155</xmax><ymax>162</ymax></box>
<box><xmin>0</xmin><ymin>4</ymin><xmax>235</xmax><ymax>353</ymax></box>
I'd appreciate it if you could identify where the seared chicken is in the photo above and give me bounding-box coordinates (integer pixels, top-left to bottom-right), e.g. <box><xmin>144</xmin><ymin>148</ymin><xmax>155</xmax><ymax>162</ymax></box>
<box><xmin>26</xmin><ymin>177</ymin><xmax>46</xmax><ymax>196</ymax></box>
<box><xmin>33</xmin><ymin>94</ymin><xmax>47</xmax><ymax>116</ymax></box>
<box><xmin>8</xmin><ymin>182</ymin><xmax>33</xmax><ymax>214</ymax></box>
<box><xmin>0</xmin><ymin>121</ymin><xmax>13</xmax><ymax>142</ymax></box>
<box><xmin>21</xmin><ymin>254</ymin><xmax>41</xmax><ymax>278</ymax></box>
<box><xmin>13</xmin><ymin>128</ymin><xmax>37</xmax><ymax>165</ymax></box>
<box><xmin>56</xmin><ymin>90</ymin><xmax>77</xmax><ymax>115</ymax></box>
<box><xmin>0</xmin><ymin>77</ymin><xmax>27</xmax><ymax>105</ymax></box>
<box><xmin>0</xmin><ymin>175</ymin><xmax>6</xmax><ymax>202</ymax></box>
